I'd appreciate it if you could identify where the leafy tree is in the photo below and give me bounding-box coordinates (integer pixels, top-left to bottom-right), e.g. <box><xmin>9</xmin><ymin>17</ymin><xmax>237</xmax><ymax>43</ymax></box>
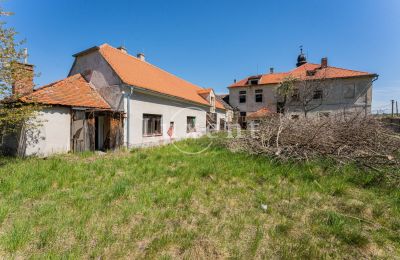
<box><xmin>0</xmin><ymin>7</ymin><xmax>41</xmax><ymax>154</ymax></box>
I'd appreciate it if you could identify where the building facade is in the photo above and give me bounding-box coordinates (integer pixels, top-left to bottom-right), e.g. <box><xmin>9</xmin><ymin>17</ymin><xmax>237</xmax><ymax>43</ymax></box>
<box><xmin>2</xmin><ymin>44</ymin><xmax>226</xmax><ymax>156</ymax></box>
<box><xmin>228</xmin><ymin>54</ymin><xmax>378</xmax><ymax>119</ymax></box>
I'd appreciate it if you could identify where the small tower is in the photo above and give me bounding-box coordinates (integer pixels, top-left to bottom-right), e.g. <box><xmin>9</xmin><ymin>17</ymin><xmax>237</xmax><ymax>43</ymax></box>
<box><xmin>296</xmin><ymin>46</ymin><xmax>307</xmax><ymax>67</ymax></box>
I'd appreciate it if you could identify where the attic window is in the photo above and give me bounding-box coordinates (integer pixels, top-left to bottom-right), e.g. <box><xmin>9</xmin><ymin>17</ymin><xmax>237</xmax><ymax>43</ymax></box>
<box><xmin>249</xmin><ymin>79</ymin><xmax>259</xmax><ymax>85</ymax></box>
<box><xmin>306</xmin><ymin>70</ymin><xmax>316</xmax><ymax>76</ymax></box>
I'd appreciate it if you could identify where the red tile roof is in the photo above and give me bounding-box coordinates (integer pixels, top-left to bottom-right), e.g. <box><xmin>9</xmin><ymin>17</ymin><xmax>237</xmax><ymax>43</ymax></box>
<box><xmin>229</xmin><ymin>63</ymin><xmax>376</xmax><ymax>88</ymax></box>
<box><xmin>247</xmin><ymin>107</ymin><xmax>273</xmax><ymax>119</ymax></box>
<box><xmin>97</xmin><ymin>44</ymin><xmax>225</xmax><ymax>109</ymax></box>
<box><xmin>20</xmin><ymin>74</ymin><xmax>111</xmax><ymax>109</ymax></box>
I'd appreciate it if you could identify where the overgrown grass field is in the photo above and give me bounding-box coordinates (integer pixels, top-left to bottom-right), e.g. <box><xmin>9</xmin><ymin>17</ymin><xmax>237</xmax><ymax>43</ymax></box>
<box><xmin>0</xmin><ymin>138</ymin><xmax>399</xmax><ymax>258</ymax></box>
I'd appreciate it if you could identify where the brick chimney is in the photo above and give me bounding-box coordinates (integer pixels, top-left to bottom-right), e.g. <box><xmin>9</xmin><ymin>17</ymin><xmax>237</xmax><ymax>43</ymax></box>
<box><xmin>321</xmin><ymin>57</ymin><xmax>328</xmax><ymax>68</ymax></box>
<box><xmin>137</xmin><ymin>53</ymin><xmax>145</xmax><ymax>61</ymax></box>
<box><xmin>12</xmin><ymin>62</ymin><xmax>34</xmax><ymax>96</ymax></box>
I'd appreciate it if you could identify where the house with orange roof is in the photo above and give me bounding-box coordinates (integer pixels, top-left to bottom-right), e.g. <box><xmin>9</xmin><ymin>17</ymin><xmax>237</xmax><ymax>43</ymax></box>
<box><xmin>227</xmin><ymin>50</ymin><xmax>378</xmax><ymax>125</ymax></box>
<box><xmin>2</xmin><ymin>44</ymin><xmax>226</xmax><ymax>156</ymax></box>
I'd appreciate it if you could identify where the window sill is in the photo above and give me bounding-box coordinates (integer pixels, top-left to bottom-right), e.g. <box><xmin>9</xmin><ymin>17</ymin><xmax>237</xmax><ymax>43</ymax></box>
<box><xmin>143</xmin><ymin>134</ymin><xmax>163</xmax><ymax>137</ymax></box>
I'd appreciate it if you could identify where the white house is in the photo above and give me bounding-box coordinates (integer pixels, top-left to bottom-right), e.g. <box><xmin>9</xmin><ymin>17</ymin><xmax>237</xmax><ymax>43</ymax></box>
<box><xmin>2</xmin><ymin>44</ymin><xmax>226</xmax><ymax>156</ymax></box>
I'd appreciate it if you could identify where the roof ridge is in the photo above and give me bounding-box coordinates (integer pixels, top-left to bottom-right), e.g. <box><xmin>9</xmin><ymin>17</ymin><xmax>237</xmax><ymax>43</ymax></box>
<box><xmin>100</xmin><ymin>44</ymin><xmax>207</xmax><ymax>91</ymax></box>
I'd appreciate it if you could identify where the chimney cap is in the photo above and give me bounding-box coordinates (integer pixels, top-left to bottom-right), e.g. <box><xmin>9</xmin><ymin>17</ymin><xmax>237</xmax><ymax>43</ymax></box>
<box><xmin>137</xmin><ymin>53</ymin><xmax>145</xmax><ymax>61</ymax></box>
<box><xmin>117</xmin><ymin>46</ymin><xmax>128</xmax><ymax>54</ymax></box>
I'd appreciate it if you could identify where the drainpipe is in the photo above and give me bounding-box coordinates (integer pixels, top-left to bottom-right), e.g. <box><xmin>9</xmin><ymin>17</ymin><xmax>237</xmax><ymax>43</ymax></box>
<box><xmin>123</xmin><ymin>87</ymin><xmax>133</xmax><ymax>148</ymax></box>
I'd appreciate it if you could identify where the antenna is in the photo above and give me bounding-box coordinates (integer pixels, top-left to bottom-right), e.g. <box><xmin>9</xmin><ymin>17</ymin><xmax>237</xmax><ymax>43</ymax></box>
<box><xmin>23</xmin><ymin>48</ymin><xmax>28</xmax><ymax>64</ymax></box>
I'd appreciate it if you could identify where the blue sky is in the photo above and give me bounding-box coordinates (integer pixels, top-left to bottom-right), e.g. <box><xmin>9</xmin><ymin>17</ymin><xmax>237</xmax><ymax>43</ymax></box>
<box><xmin>3</xmin><ymin>0</ymin><xmax>400</xmax><ymax>112</ymax></box>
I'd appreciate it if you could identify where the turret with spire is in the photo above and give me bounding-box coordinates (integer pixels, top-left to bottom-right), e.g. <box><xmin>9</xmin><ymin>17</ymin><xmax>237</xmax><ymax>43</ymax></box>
<box><xmin>296</xmin><ymin>46</ymin><xmax>307</xmax><ymax>67</ymax></box>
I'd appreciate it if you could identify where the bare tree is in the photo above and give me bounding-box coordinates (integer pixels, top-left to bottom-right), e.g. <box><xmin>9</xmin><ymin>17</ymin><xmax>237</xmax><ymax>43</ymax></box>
<box><xmin>278</xmin><ymin>70</ymin><xmax>330</xmax><ymax>117</ymax></box>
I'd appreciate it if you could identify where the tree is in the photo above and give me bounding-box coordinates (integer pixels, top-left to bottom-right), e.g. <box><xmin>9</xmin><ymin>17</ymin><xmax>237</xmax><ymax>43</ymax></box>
<box><xmin>0</xmin><ymin>7</ymin><xmax>41</xmax><ymax>154</ymax></box>
<box><xmin>277</xmin><ymin>70</ymin><xmax>329</xmax><ymax>117</ymax></box>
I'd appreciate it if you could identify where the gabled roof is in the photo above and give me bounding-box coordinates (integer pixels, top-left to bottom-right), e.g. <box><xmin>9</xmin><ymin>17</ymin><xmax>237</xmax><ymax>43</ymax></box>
<box><xmin>93</xmin><ymin>44</ymin><xmax>224</xmax><ymax>109</ymax></box>
<box><xmin>20</xmin><ymin>74</ymin><xmax>111</xmax><ymax>109</ymax></box>
<box><xmin>229</xmin><ymin>63</ymin><xmax>377</xmax><ymax>88</ymax></box>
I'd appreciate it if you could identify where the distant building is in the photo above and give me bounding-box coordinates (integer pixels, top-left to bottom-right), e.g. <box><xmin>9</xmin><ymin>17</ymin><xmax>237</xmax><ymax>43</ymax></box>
<box><xmin>227</xmin><ymin>50</ymin><xmax>378</xmax><ymax>121</ymax></box>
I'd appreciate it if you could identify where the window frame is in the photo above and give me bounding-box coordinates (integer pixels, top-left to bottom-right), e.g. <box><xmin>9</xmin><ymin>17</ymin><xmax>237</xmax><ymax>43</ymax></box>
<box><xmin>255</xmin><ymin>89</ymin><xmax>263</xmax><ymax>103</ymax></box>
<box><xmin>239</xmin><ymin>90</ymin><xmax>246</xmax><ymax>103</ymax></box>
<box><xmin>343</xmin><ymin>84</ymin><xmax>356</xmax><ymax>99</ymax></box>
<box><xmin>142</xmin><ymin>114</ymin><xmax>163</xmax><ymax>137</ymax></box>
<box><xmin>313</xmin><ymin>90</ymin><xmax>323</xmax><ymax>100</ymax></box>
<box><xmin>187</xmin><ymin>116</ymin><xmax>196</xmax><ymax>133</ymax></box>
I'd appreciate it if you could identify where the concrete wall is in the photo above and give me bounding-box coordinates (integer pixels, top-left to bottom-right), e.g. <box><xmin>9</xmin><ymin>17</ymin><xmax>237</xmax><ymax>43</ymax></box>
<box><xmin>126</xmin><ymin>90</ymin><xmax>209</xmax><ymax>147</ymax></box>
<box><xmin>287</xmin><ymin>77</ymin><xmax>373</xmax><ymax>116</ymax></box>
<box><xmin>24</xmin><ymin>107</ymin><xmax>71</xmax><ymax>156</ymax></box>
<box><xmin>69</xmin><ymin>51</ymin><xmax>124</xmax><ymax>110</ymax></box>
<box><xmin>229</xmin><ymin>85</ymin><xmax>278</xmax><ymax>113</ymax></box>
<box><xmin>228</xmin><ymin>76</ymin><xmax>374</xmax><ymax>116</ymax></box>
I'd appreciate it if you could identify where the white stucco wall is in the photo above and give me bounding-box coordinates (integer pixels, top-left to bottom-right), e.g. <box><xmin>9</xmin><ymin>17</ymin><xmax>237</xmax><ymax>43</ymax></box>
<box><xmin>125</xmin><ymin>91</ymin><xmax>209</xmax><ymax>147</ymax></box>
<box><xmin>24</xmin><ymin>107</ymin><xmax>71</xmax><ymax>156</ymax></box>
<box><xmin>216</xmin><ymin>109</ymin><xmax>227</xmax><ymax>130</ymax></box>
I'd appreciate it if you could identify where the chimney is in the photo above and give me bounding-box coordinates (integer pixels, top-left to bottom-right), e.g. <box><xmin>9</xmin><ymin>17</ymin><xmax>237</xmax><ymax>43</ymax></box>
<box><xmin>234</xmin><ymin>79</ymin><xmax>237</xmax><ymax>83</ymax></box>
<box><xmin>137</xmin><ymin>53</ymin><xmax>145</xmax><ymax>61</ymax></box>
<box><xmin>117</xmin><ymin>46</ymin><xmax>127</xmax><ymax>54</ymax></box>
<box><xmin>12</xmin><ymin>62</ymin><xmax>34</xmax><ymax>96</ymax></box>
<box><xmin>270</xmin><ymin>67</ymin><xmax>274</xmax><ymax>74</ymax></box>
<box><xmin>321</xmin><ymin>57</ymin><xmax>328</xmax><ymax>68</ymax></box>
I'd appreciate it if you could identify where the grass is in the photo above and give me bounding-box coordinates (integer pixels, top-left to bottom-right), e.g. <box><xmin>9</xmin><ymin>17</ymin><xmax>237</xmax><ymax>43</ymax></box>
<box><xmin>0</xmin><ymin>137</ymin><xmax>399</xmax><ymax>258</ymax></box>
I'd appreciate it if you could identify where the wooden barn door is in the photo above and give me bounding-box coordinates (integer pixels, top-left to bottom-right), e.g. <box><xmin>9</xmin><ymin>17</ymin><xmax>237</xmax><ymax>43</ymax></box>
<box><xmin>71</xmin><ymin>110</ymin><xmax>87</xmax><ymax>153</ymax></box>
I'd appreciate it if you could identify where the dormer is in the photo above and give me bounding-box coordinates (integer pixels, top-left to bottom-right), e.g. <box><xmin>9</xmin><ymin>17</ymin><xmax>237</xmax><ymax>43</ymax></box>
<box><xmin>247</xmin><ymin>76</ymin><xmax>261</xmax><ymax>85</ymax></box>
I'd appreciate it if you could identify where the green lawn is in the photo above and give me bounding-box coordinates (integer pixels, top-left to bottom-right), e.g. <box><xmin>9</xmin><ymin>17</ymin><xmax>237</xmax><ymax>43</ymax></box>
<box><xmin>0</xmin><ymin>138</ymin><xmax>399</xmax><ymax>259</ymax></box>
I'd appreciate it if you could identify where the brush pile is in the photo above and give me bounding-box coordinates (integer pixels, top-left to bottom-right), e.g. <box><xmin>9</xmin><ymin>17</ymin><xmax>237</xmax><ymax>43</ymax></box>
<box><xmin>227</xmin><ymin>113</ymin><xmax>400</xmax><ymax>168</ymax></box>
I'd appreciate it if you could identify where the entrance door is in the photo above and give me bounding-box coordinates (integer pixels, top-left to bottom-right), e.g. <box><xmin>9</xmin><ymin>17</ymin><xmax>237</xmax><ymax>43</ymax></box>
<box><xmin>95</xmin><ymin>116</ymin><xmax>104</xmax><ymax>150</ymax></box>
<box><xmin>71</xmin><ymin>110</ymin><xmax>86</xmax><ymax>153</ymax></box>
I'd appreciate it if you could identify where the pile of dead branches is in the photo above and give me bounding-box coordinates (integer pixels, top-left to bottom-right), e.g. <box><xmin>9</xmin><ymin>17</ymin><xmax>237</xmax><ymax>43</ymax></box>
<box><xmin>227</xmin><ymin>113</ymin><xmax>400</xmax><ymax>168</ymax></box>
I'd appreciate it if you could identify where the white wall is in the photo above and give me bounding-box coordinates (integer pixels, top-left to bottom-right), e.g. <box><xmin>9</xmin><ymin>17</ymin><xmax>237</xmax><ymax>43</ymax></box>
<box><xmin>216</xmin><ymin>109</ymin><xmax>227</xmax><ymax>130</ymax></box>
<box><xmin>24</xmin><ymin>107</ymin><xmax>71</xmax><ymax>156</ymax></box>
<box><xmin>126</xmin><ymin>91</ymin><xmax>208</xmax><ymax>147</ymax></box>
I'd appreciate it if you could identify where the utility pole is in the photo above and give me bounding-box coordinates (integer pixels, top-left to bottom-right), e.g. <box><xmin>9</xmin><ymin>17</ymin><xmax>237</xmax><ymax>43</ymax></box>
<box><xmin>392</xmin><ymin>100</ymin><xmax>395</xmax><ymax>117</ymax></box>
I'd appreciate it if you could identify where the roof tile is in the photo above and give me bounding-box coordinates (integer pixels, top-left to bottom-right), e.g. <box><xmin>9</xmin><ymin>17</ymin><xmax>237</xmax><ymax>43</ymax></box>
<box><xmin>20</xmin><ymin>74</ymin><xmax>110</xmax><ymax>109</ymax></box>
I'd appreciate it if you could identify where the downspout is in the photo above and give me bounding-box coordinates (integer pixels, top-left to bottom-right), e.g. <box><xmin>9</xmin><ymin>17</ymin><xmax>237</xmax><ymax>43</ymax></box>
<box><xmin>123</xmin><ymin>87</ymin><xmax>133</xmax><ymax>148</ymax></box>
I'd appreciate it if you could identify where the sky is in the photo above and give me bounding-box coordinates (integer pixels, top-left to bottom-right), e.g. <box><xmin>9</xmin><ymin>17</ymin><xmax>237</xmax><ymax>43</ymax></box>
<box><xmin>2</xmin><ymin>0</ymin><xmax>400</xmax><ymax>112</ymax></box>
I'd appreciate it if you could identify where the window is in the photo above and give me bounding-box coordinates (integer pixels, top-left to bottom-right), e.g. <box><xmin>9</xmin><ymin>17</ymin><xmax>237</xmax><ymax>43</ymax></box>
<box><xmin>210</xmin><ymin>96</ymin><xmax>216</xmax><ymax>113</ymax></box>
<box><xmin>255</xmin><ymin>89</ymin><xmax>263</xmax><ymax>103</ymax></box>
<box><xmin>277</xmin><ymin>102</ymin><xmax>285</xmax><ymax>113</ymax></box>
<box><xmin>143</xmin><ymin>114</ymin><xmax>162</xmax><ymax>136</ymax></box>
<box><xmin>187</xmin><ymin>116</ymin><xmax>196</xmax><ymax>133</ymax></box>
<box><xmin>313</xmin><ymin>90</ymin><xmax>323</xmax><ymax>100</ymax></box>
<box><xmin>249</xmin><ymin>79</ymin><xmax>259</xmax><ymax>85</ymax></box>
<box><xmin>239</xmin><ymin>91</ymin><xmax>246</xmax><ymax>103</ymax></box>
<box><xmin>291</xmin><ymin>88</ymin><xmax>300</xmax><ymax>101</ymax></box>
<box><xmin>344</xmin><ymin>84</ymin><xmax>355</xmax><ymax>99</ymax></box>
